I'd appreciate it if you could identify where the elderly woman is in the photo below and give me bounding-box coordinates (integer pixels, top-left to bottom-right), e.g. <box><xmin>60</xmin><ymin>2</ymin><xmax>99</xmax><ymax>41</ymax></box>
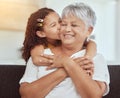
<box><xmin>19</xmin><ymin>3</ymin><xmax>110</xmax><ymax>98</ymax></box>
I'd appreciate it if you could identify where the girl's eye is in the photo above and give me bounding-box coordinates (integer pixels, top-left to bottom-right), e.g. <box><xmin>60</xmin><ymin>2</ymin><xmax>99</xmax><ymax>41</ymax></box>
<box><xmin>50</xmin><ymin>23</ymin><xmax>56</xmax><ymax>27</ymax></box>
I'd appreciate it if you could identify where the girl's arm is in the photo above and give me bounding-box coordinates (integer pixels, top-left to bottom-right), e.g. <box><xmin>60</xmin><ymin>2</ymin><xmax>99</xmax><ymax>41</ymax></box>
<box><xmin>31</xmin><ymin>42</ymin><xmax>96</xmax><ymax>75</ymax></box>
<box><xmin>31</xmin><ymin>40</ymin><xmax>96</xmax><ymax>66</ymax></box>
<box><xmin>31</xmin><ymin>45</ymin><xmax>53</xmax><ymax>66</ymax></box>
<box><xmin>84</xmin><ymin>40</ymin><xmax>97</xmax><ymax>59</ymax></box>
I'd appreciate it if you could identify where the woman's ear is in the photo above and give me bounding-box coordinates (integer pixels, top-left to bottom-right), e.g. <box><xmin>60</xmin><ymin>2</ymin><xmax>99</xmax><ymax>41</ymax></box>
<box><xmin>88</xmin><ymin>27</ymin><xmax>93</xmax><ymax>34</ymax></box>
<box><xmin>36</xmin><ymin>31</ymin><xmax>46</xmax><ymax>38</ymax></box>
<box><xmin>86</xmin><ymin>27</ymin><xmax>93</xmax><ymax>37</ymax></box>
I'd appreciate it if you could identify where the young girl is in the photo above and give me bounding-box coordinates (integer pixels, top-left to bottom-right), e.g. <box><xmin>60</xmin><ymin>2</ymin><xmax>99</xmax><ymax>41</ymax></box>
<box><xmin>22</xmin><ymin>7</ymin><xmax>96</xmax><ymax>68</ymax></box>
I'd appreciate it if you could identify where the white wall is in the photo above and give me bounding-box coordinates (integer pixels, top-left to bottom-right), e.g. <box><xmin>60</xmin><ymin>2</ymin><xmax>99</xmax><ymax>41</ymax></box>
<box><xmin>94</xmin><ymin>1</ymin><xmax>116</xmax><ymax>61</ymax></box>
<box><xmin>0</xmin><ymin>0</ymin><xmax>39</xmax><ymax>31</ymax></box>
<box><xmin>0</xmin><ymin>0</ymin><xmax>119</xmax><ymax>65</ymax></box>
<box><xmin>116</xmin><ymin>0</ymin><xmax>120</xmax><ymax>62</ymax></box>
<box><xmin>0</xmin><ymin>30</ymin><xmax>25</xmax><ymax>64</ymax></box>
<box><xmin>0</xmin><ymin>0</ymin><xmax>45</xmax><ymax>65</ymax></box>
<box><xmin>46</xmin><ymin>0</ymin><xmax>75</xmax><ymax>15</ymax></box>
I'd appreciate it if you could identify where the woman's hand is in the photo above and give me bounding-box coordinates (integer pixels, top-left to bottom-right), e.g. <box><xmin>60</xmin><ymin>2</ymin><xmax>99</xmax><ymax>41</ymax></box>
<box><xmin>73</xmin><ymin>57</ymin><xmax>94</xmax><ymax>76</ymax></box>
<box><xmin>46</xmin><ymin>56</ymin><xmax>94</xmax><ymax>77</ymax></box>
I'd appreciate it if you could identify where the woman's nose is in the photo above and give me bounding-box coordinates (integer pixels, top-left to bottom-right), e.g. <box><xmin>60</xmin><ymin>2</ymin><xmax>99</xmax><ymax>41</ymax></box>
<box><xmin>65</xmin><ymin>25</ymin><xmax>71</xmax><ymax>32</ymax></box>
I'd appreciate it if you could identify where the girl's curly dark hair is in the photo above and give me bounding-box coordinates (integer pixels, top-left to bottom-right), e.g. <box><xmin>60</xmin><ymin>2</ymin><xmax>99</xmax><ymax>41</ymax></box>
<box><xmin>22</xmin><ymin>8</ymin><xmax>55</xmax><ymax>62</ymax></box>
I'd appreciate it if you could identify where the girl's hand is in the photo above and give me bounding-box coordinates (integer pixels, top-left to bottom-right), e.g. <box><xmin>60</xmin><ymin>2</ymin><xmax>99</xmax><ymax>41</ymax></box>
<box><xmin>46</xmin><ymin>55</ymin><xmax>71</xmax><ymax>70</ymax></box>
<box><xmin>73</xmin><ymin>57</ymin><xmax>94</xmax><ymax>76</ymax></box>
<box><xmin>31</xmin><ymin>45</ymin><xmax>54</xmax><ymax>66</ymax></box>
<box><xmin>38</xmin><ymin>54</ymin><xmax>54</xmax><ymax>66</ymax></box>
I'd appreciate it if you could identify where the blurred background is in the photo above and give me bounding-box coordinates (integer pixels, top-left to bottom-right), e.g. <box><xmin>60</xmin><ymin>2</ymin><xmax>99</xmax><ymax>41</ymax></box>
<box><xmin>0</xmin><ymin>0</ymin><xmax>120</xmax><ymax>65</ymax></box>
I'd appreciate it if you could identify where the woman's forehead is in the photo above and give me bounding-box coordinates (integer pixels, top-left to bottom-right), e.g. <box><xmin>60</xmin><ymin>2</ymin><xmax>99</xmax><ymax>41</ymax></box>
<box><xmin>62</xmin><ymin>14</ymin><xmax>81</xmax><ymax>22</ymax></box>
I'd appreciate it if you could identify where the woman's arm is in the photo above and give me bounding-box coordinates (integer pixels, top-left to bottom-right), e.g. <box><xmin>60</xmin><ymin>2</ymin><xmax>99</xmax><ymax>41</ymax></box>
<box><xmin>84</xmin><ymin>40</ymin><xmax>97</xmax><ymax>59</ymax></box>
<box><xmin>63</xmin><ymin>58</ymin><xmax>106</xmax><ymax>98</ymax></box>
<box><xmin>47</xmin><ymin>55</ymin><xmax>94</xmax><ymax>77</ymax></box>
<box><xmin>48</xmin><ymin>55</ymin><xmax>106</xmax><ymax>98</ymax></box>
<box><xmin>20</xmin><ymin>68</ymin><xmax>67</xmax><ymax>98</ymax></box>
<box><xmin>73</xmin><ymin>57</ymin><xmax>94</xmax><ymax>76</ymax></box>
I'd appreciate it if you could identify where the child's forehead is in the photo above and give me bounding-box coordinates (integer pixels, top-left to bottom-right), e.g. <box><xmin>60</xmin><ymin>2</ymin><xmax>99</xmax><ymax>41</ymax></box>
<box><xmin>46</xmin><ymin>12</ymin><xmax>59</xmax><ymax>19</ymax></box>
<box><xmin>44</xmin><ymin>12</ymin><xmax>60</xmax><ymax>23</ymax></box>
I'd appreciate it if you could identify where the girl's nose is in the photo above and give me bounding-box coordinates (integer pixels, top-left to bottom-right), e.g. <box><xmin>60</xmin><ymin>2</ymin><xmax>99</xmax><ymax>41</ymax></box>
<box><xmin>57</xmin><ymin>23</ymin><xmax>61</xmax><ymax>30</ymax></box>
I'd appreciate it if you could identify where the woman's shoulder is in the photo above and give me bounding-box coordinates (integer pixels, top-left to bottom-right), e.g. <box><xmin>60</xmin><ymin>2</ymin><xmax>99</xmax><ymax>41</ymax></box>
<box><xmin>93</xmin><ymin>53</ymin><xmax>107</xmax><ymax>67</ymax></box>
<box><xmin>94</xmin><ymin>53</ymin><xmax>105</xmax><ymax>60</ymax></box>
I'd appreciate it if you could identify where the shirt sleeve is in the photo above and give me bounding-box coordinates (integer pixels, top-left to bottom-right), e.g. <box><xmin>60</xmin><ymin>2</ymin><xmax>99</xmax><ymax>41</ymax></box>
<box><xmin>92</xmin><ymin>54</ymin><xmax>110</xmax><ymax>96</ymax></box>
<box><xmin>19</xmin><ymin>49</ymin><xmax>53</xmax><ymax>84</ymax></box>
<box><xmin>19</xmin><ymin>57</ymin><xmax>38</xmax><ymax>84</ymax></box>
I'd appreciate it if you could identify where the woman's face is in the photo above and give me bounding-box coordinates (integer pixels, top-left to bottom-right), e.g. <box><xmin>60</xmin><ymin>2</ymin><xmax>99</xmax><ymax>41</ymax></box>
<box><xmin>43</xmin><ymin>12</ymin><xmax>61</xmax><ymax>40</ymax></box>
<box><xmin>60</xmin><ymin>14</ymin><xmax>91</xmax><ymax>46</ymax></box>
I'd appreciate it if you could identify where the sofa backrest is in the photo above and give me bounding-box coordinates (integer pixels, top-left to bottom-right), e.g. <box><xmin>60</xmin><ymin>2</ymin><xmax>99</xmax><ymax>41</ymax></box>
<box><xmin>0</xmin><ymin>65</ymin><xmax>25</xmax><ymax>98</ymax></box>
<box><xmin>103</xmin><ymin>65</ymin><xmax>120</xmax><ymax>98</ymax></box>
<box><xmin>0</xmin><ymin>65</ymin><xmax>120</xmax><ymax>98</ymax></box>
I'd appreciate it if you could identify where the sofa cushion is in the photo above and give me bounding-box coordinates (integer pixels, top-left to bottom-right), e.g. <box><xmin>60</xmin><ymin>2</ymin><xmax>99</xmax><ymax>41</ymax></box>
<box><xmin>0</xmin><ymin>65</ymin><xmax>120</xmax><ymax>98</ymax></box>
<box><xmin>103</xmin><ymin>65</ymin><xmax>120</xmax><ymax>98</ymax></box>
<box><xmin>0</xmin><ymin>65</ymin><xmax>25</xmax><ymax>98</ymax></box>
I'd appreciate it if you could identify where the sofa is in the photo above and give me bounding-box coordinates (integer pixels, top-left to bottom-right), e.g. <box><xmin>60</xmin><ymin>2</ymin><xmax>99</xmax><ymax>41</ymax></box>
<box><xmin>0</xmin><ymin>65</ymin><xmax>120</xmax><ymax>98</ymax></box>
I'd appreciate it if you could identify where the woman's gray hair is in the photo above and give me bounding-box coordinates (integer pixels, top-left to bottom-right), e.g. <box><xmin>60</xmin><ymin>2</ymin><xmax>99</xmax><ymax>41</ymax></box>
<box><xmin>61</xmin><ymin>3</ymin><xmax>96</xmax><ymax>28</ymax></box>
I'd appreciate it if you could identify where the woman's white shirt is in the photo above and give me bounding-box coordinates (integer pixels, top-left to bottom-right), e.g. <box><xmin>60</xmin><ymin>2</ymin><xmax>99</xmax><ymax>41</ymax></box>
<box><xmin>19</xmin><ymin>48</ymin><xmax>110</xmax><ymax>98</ymax></box>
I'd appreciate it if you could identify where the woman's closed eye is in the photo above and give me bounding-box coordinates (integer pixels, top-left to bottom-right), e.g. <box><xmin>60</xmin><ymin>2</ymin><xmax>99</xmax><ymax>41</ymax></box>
<box><xmin>71</xmin><ymin>24</ymin><xmax>80</xmax><ymax>27</ymax></box>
